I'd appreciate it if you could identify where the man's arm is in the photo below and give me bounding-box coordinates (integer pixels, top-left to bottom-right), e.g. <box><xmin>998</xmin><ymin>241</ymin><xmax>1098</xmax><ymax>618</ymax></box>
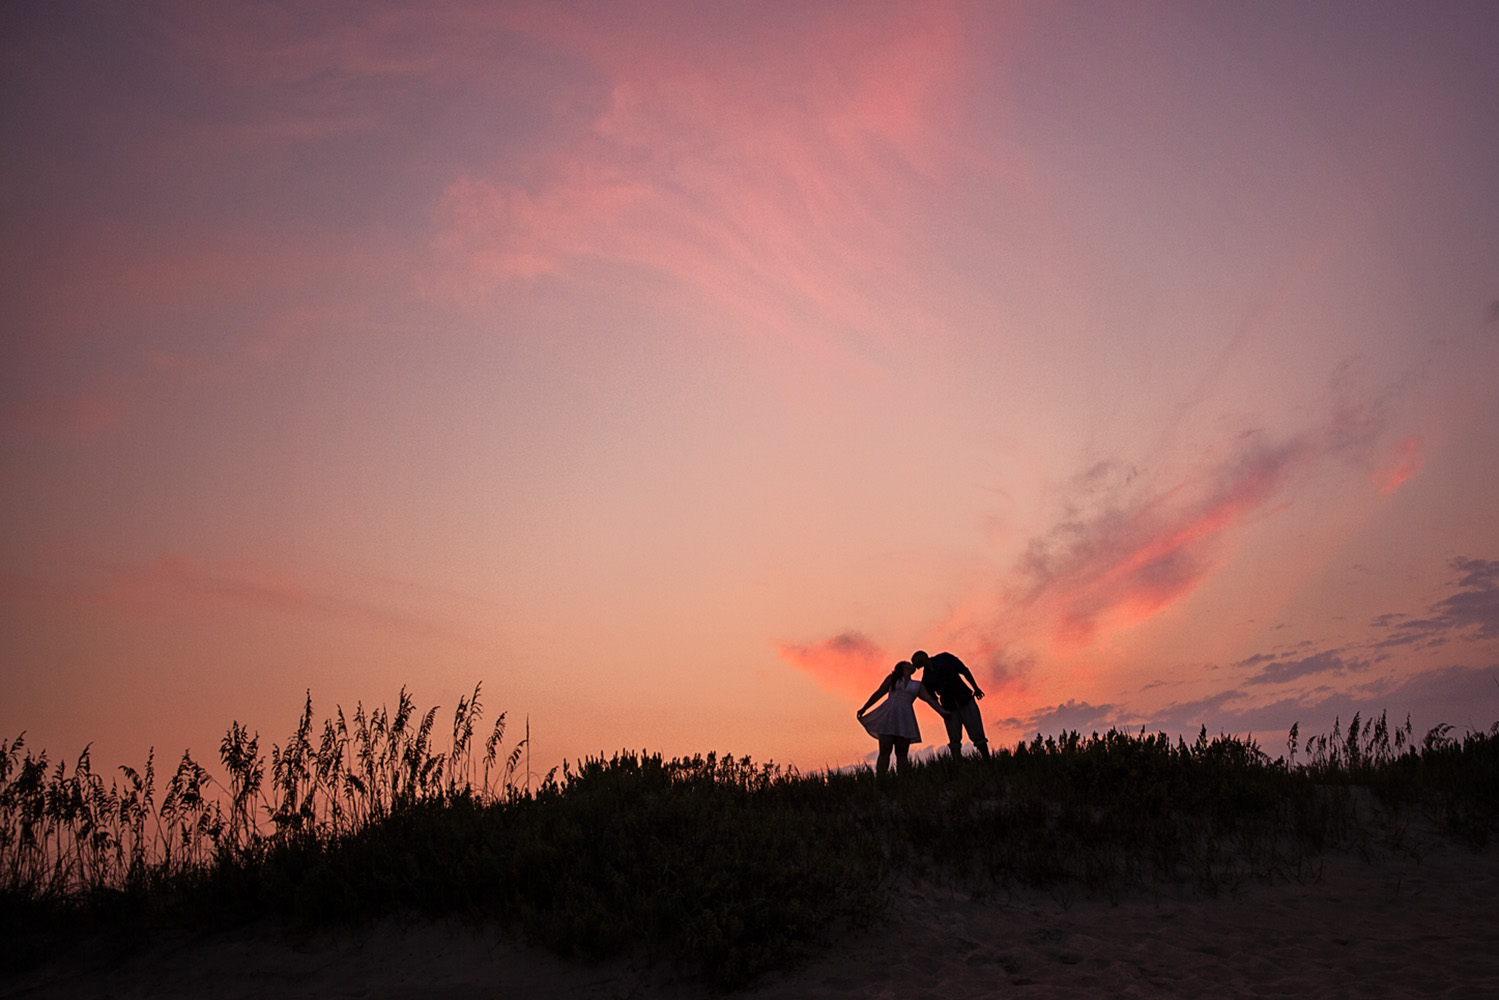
<box><xmin>957</xmin><ymin>663</ymin><xmax>985</xmax><ymax>700</ymax></box>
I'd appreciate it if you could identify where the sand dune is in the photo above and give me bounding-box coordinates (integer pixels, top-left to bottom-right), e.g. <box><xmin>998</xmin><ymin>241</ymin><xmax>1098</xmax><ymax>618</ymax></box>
<box><xmin>746</xmin><ymin>832</ymin><xmax>1499</xmax><ymax>999</ymax></box>
<box><xmin>5</xmin><ymin>814</ymin><xmax>1495</xmax><ymax>999</ymax></box>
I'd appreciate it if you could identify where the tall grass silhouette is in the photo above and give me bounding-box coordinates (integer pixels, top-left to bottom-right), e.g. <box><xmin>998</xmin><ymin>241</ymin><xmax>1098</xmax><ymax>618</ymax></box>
<box><xmin>0</xmin><ymin>684</ymin><xmax>523</xmax><ymax>900</ymax></box>
<box><xmin>2</xmin><ymin>690</ymin><xmax>1496</xmax><ymax>988</ymax></box>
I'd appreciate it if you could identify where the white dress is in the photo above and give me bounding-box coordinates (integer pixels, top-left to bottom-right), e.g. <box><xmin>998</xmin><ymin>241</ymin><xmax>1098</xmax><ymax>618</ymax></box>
<box><xmin>860</xmin><ymin>678</ymin><xmax>923</xmax><ymax>741</ymax></box>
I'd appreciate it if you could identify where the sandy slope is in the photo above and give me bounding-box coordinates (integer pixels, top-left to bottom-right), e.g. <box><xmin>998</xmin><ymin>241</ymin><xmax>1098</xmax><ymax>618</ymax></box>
<box><xmin>5</xmin><ymin>816</ymin><xmax>1496</xmax><ymax>999</ymax></box>
<box><xmin>744</xmin><ymin>831</ymin><xmax>1499</xmax><ymax>1000</ymax></box>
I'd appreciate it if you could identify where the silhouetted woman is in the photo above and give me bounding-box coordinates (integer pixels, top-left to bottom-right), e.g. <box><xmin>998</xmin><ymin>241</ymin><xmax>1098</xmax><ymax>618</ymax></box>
<box><xmin>856</xmin><ymin>660</ymin><xmax>949</xmax><ymax>777</ymax></box>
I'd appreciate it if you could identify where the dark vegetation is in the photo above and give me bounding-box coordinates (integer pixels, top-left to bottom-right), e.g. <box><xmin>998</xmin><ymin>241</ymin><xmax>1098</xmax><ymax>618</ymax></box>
<box><xmin>3</xmin><ymin>687</ymin><xmax>1497</xmax><ymax>989</ymax></box>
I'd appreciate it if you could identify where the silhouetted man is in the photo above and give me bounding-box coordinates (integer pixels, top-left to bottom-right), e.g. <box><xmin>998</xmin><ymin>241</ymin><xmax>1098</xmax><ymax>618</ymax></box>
<box><xmin>912</xmin><ymin>650</ymin><xmax>990</xmax><ymax>759</ymax></box>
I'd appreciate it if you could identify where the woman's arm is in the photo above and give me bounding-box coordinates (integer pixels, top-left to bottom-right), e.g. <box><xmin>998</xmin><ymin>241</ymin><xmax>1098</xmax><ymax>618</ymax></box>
<box><xmin>856</xmin><ymin>676</ymin><xmax>893</xmax><ymax>717</ymax></box>
<box><xmin>917</xmin><ymin>683</ymin><xmax>951</xmax><ymax>717</ymax></box>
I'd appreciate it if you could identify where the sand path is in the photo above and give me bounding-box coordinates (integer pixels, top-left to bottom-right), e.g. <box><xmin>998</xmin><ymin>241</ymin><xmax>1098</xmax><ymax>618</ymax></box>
<box><xmin>5</xmin><ymin>818</ymin><xmax>1496</xmax><ymax>998</ymax></box>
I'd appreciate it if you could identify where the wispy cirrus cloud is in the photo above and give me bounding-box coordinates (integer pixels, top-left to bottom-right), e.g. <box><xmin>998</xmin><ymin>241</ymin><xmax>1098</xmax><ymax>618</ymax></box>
<box><xmin>421</xmin><ymin>2</ymin><xmax>969</xmax><ymax>346</ymax></box>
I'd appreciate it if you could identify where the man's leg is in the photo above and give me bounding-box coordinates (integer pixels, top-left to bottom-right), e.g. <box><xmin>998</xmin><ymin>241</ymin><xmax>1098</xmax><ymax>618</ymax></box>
<box><xmin>944</xmin><ymin>711</ymin><xmax>964</xmax><ymax>759</ymax></box>
<box><xmin>960</xmin><ymin>700</ymin><xmax>990</xmax><ymax>759</ymax></box>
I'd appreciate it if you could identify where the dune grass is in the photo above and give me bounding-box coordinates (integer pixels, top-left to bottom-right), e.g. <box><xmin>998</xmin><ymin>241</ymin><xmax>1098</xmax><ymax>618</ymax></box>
<box><xmin>3</xmin><ymin>689</ymin><xmax>1496</xmax><ymax>988</ymax></box>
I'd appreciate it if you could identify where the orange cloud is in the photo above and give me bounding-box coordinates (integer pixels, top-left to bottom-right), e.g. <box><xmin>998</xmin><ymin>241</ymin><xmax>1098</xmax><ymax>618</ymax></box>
<box><xmin>785</xmin><ymin>376</ymin><xmax>1408</xmax><ymax>706</ymax></box>
<box><xmin>777</xmin><ymin>631</ymin><xmax>890</xmax><ymax>699</ymax></box>
<box><xmin>780</xmin><ymin>433</ymin><xmax>1325</xmax><ymax>701</ymax></box>
<box><xmin>1013</xmin><ymin>434</ymin><xmax>1311</xmax><ymax>650</ymax></box>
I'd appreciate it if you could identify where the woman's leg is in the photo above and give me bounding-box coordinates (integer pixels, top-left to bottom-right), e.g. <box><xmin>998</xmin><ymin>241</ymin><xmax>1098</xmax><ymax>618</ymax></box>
<box><xmin>876</xmin><ymin>736</ymin><xmax>893</xmax><ymax>777</ymax></box>
<box><xmin>893</xmin><ymin>737</ymin><xmax>911</xmax><ymax>774</ymax></box>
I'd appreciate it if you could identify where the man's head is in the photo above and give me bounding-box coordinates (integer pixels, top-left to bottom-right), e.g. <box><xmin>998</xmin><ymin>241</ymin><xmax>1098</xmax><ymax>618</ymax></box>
<box><xmin>911</xmin><ymin>650</ymin><xmax>929</xmax><ymax>669</ymax></box>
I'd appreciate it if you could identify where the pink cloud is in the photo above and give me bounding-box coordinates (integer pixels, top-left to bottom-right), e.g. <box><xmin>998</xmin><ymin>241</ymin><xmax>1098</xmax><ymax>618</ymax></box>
<box><xmin>1375</xmin><ymin>435</ymin><xmax>1423</xmax><ymax>495</ymax></box>
<box><xmin>1017</xmin><ymin>434</ymin><xmax>1310</xmax><ymax>648</ymax></box>
<box><xmin>776</xmin><ymin>432</ymin><xmax>1324</xmax><ymax>703</ymax></box>
<box><xmin>421</xmin><ymin>3</ymin><xmax>971</xmax><ymax>347</ymax></box>
<box><xmin>905</xmin><ymin>394</ymin><xmax>1409</xmax><ymax>696</ymax></box>
<box><xmin>777</xmin><ymin>631</ymin><xmax>890</xmax><ymax>699</ymax></box>
<box><xmin>938</xmin><ymin>370</ymin><xmax>1414</xmax><ymax>675</ymax></box>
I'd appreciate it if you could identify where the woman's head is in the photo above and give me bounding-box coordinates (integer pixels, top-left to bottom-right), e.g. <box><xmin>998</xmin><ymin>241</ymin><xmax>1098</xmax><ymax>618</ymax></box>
<box><xmin>890</xmin><ymin>660</ymin><xmax>914</xmax><ymax>683</ymax></box>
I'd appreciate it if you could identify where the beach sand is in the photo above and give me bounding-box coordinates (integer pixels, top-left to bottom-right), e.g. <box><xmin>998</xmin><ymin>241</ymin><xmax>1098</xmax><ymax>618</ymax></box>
<box><xmin>5</xmin><ymin>815</ymin><xmax>1496</xmax><ymax>999</ymax></box>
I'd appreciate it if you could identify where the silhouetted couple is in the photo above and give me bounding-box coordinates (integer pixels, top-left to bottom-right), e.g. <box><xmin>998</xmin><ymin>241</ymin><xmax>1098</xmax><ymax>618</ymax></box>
<box><xmin>855</xmin><ymin>649</ymin><xmax>989</xmax><ymax>776</ymax></box>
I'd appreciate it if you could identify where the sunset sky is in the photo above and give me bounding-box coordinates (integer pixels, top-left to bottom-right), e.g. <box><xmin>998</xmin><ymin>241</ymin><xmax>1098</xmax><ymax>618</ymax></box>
<box><xmin>4</xmin><ymin>1</ymin><xmax>1498</xmax><ymax>778</ymax></box>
